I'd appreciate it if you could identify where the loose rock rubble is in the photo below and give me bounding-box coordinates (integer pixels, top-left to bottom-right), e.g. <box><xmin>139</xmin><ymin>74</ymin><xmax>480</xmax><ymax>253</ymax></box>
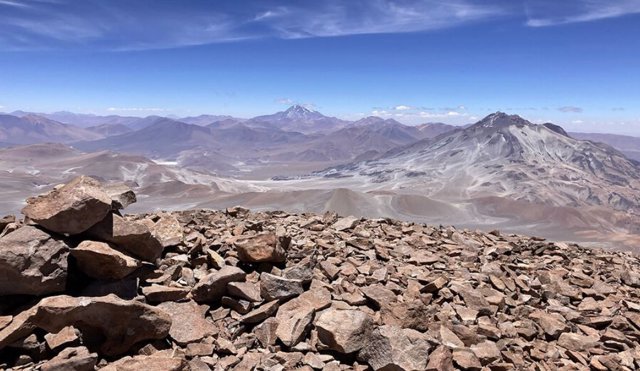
<box><xmin>1</xmin><ymin>176</ymin><xmax>640</xmax><ymax>370</ymax></box>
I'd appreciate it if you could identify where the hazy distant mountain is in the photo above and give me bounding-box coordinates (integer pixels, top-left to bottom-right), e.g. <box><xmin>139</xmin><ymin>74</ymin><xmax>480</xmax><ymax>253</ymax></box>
<box><xmin>0</xmin><ymin>114</ymin><xmax>103</xmax><ymax>145</ymax></box>
<box><xmin>280</xmin><ymin>117</ymin><xmax>421</xmax><ymax>161</ymax></box>
<box><xmin>86</xmin><ymin>123</ymin><xmax>133</xmax><ymax>137</ymax></box>
<box><xmin>75</xmin><ymin>117</ymin><xmax>217</xmax><ymax>157</ymax></box>
<box><xmin>322</xmin><ymin>112</ymin><xmax>640</xmax><ymax>213</ymax></box>
<box><xmin>246</xmin><ymin>105</ymin><xmax>349</xmax><ymax>134</ymax></box>
<box><xmin>570</xmin><ymin>132</ymin><xmax>640</xmax><ymax>161</ymax></box>
<box><xmin>11</xmin><ymin>111</ymin><xmax>142</xmax><ymax>129</ymax></box>
<box><xmin>180</xmin><ymin>115</ymin><xmax>245</xmax><ymax>126</ymax></box>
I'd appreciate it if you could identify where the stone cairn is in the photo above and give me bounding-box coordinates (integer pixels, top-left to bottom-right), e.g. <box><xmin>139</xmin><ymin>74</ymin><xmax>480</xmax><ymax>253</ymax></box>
<box><xmin>1</xmin><ymin>176</ymin><xmax>640</xmax><ymax>370</ymax></box>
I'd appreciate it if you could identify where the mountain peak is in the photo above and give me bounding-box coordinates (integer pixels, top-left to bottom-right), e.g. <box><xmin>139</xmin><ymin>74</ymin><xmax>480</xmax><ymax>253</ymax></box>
<box><xmin>472</xmin><ymin>112</ymin><xmax>531</xmax><ymax>130</ymax></box>
<box><xmin>285</xmin><ymin>104</ymin><xmax>313</xmax><ymax>113</ymax></box>
<box><xmin>283</xmin><ymin>104</ymin><xmax>318</xmax><ymax>119</ymax></box>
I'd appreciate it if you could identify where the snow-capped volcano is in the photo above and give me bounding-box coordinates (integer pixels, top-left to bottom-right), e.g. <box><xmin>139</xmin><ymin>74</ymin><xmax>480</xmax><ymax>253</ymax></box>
<box><xmin>246</xmin><ymin>105</ymin><xmax>349</xmax><ymax>134</ymax></box>
<box><xmin>281</xmin><ymin>105</ymin><xmax>324</xmax><ymax>120</ymax></box>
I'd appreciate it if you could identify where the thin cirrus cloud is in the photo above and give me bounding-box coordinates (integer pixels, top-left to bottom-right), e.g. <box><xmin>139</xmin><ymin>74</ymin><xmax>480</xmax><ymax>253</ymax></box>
<box><xmin>0</xmin><ymin>0</ymin><xmax>639</xmax><ymax>51</ymax></box>
<box><xmin>557</xmin><ymin>106</ymin><xmax>584</xmax><ymax>113</ymax></box>
<box><xmin>0</xmin><ymin>0</ymin><xmax>506</xmax><ymax>51</ymax></box>
<box><xmin>524</xmin><ymin>0</ymin><xmax>640</xmax><ymax>27</ymax></box>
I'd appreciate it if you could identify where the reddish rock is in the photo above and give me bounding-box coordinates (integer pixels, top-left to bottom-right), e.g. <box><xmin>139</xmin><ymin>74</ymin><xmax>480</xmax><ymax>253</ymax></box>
<box><xmin>359</xmin><ymin>325</ymin><xmax>430</xmax><ymax>371</ymax></box>
<box><xmin>234</xmin><ymin>233</ymin><xmax>287</xmax><ymax>263</ymax></box>
<box><xmin>101</xmin><ymin>355</ymin><xmax>189</xmax><ymax>371</ymax></box>
<box><xmin>0</xmin><ymin>225</ymin><xmax>69</xmax><ymax>296</ymax></box>
<box><xmin>192</xmin><ymin>266</ymin><xmax>246</xmax><ymax>303</ymax></box>
<box><xmin>84</xmin><ymin>212</ymin><xmax>164</xmax><ymax>262</ymax></box>
<box><xmin>22</xmin><ymin>176</ymin><xmax>112</xmax><ymax>235</ymax></box>
<box><xmin>157</xmin><ymin>300</ymin><xmax>217</xmax><ymax>345</ymax></box>
<box><xmin>0</xmin><ymin>294</ymin><xmax>171</xmax><ymax>356</ymax></box>
<box><xmin>71</xmin><ymin>240</ymin><xmax>141</xmax><ymax>280</ymax></box>
<box><xmin>40</xmin><ymin>346</ymin><xmax>97</xmax><ymax>371</ymax></box>
<box><xmin>315</xmin><ymin>307</ymin><xmax>373</xmax><ymax>354</ymax></box>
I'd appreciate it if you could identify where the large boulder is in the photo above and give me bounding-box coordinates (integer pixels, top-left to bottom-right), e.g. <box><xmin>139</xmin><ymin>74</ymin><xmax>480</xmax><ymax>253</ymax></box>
<box><xmin>84</xmin><ymin>212</ymin><xmax>163</xmax><ymax>262</ymax></box>
<box><xmin>0</xmin><ymin>226</ymin><xmax>69</xmax><ymax>296</ymax></box>
<box><xmin>22</xmin><ymin>176</ymin><xmax>112</xmax><ymax>235</ymax></box>
<box><xmin>359</xmin><ymin>325</ymin><xmax>431</xmax><ymax>371</ymax></box>
<box><xmin>315</xmin><ymin>307</ymin><xmax>373</xmax><ymax>354</ymax></box>
<box><xmin>234</xmin><ymin>233</ymin><xmax>287</xmax><ymax>263</ymax></box>
<box><xmin>70</xmin><ymin>240</ymin><xmax>141</xmax><ymax>280</ymax></box>
<box><xmin>0</xmin><ymin>294</ymin><xmax>171</xmax><ymax>356</ymax></box>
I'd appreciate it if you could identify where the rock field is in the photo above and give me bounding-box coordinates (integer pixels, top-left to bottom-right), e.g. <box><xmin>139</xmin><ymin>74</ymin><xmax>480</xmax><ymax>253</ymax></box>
<box><xmin>1</xmin><ymin>176</ymin><xmax>640</xmax><ymax>370</ymax></box>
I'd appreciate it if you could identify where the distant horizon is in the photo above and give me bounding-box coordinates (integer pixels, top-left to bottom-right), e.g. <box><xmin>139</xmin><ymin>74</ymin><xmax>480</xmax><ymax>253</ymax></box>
<box><xmin>1</xmin><ymin>0</ymin><xmax>639</xmax><ymax>134</ymax></box>
<box><xmin>4</xmin><ymin>105</ymin><xmax>640</xmax><ymax>137</ymax></box>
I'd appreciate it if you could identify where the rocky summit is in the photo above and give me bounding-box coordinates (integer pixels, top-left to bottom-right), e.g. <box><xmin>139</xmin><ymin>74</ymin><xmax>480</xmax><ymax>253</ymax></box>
<box><xmin>1</xmin><ymin>177</ymin><xmax>640</xmax><ymax>370</ymax></box>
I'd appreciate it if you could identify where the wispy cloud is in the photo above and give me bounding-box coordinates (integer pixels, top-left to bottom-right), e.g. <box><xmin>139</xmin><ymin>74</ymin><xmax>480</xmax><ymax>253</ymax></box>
<box><xmin>256</xmin><ymin>0</ymin><xmax>508</xmax><ymax>39</ymax></box>
<box><xmin>275</xmin><ymin>98</ymin><xmax>294</xmax><ymax>105</ymax></box>
<box><xmin>0</xmin><ymin>0</ymin><xmax>507</xmax><ymax>51</ymax></box>
<box><xmin>558</xmin><ymin>106</ymin><xmax>584</xmax><ymax>113</ymax></box>
<box><xmin>525</xmin><ymin>0</ymin><xmax>640</xmax><ymax>27</ymax></box>
<box><xmin>372</xmin><ymin>104</ymin><xmax>471</xmax><ymax>124</ymax></box>
<box><xmin>2</xmin><ymin>1</ymin><xmax>638</xmax><ymax>51</ymax></box>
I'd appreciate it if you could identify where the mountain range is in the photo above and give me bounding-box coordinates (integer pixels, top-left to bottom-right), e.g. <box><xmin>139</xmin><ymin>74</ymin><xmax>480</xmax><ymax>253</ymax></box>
<box><xmin>2</xmin><ymin>106</ymin><xmax>640</xmax><ymax>249</ymax></box>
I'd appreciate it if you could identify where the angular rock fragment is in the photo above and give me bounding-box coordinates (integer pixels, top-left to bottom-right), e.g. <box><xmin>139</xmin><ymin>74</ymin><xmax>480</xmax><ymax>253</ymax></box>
<box><xmin>0</xmin><ymin>294</ymin><xmax>171</xmax><ymax>356</ymax></box>
<box><xmin>151</xmin><ymin>214</ymin><xmax>183</xmax><ymax>248</ymax></box>
<box><xmin>332</xmin><ymin>216</ymin><xmax>359</xmax><ymax>231</ymax></box>
<box><xmin>240</xmin><ymin>300</ymin><xmax>280</xmax><ymax>324</ymax></box>
<box><xmin>275</xmin><ymin>288</ymin><xmax>331</xmax><ymax>347</ymax></box>
<box><xmin>192</xmin><ymin>266</ymin><xmax>246</xmax><ymax>302</ymax></box>
<box><xmin>22</xmin><ymin>176</ymin><xmax>112</xmax><ymax>235</ymax></box>
<box><xmin>103</xmin><ymin>183</ymin><xmax>137</xmax><ymax>210</ymax></box>
<box><xmin>227</xmin><ymin>281</ymin><xmax>262</xmax><ymax>302</ymax></box>
<box><xmin>260</xmin><ymin>273</ymin><xmax>304</xmax><ymax>301</ymax></box>
<box><xmin>234</xmin><ymin>232</ymin><xmax>287</xmax><ymax>263</ymax></box>
<box><xmin>158</xmin><ymin>300</ymin><xmax>217</xmax><ymax>345</ymax></box>
<box><xmin>44</xmin><ymin>326</ymin><xmax>80</xmax><ymax>351</ymax></box>
<box><xmin>359</xmin><ymin>325</ymin><xmax>430</xmax><ymax>371</ymax></box>
<box><xmin>315</xmin><ymin>307</ymin><xmax>373</xmax><ymax>354</ymax></box>
<box><xmin>470</xmin><ymin>340</ymin><xmax>501</xmax><ymax>365</ymax></box>
<box><xmin>84</xmin><ymin>212</ymin><xmax>164</xmax><ymax>262</ymax></box>
<box><xmin>101</xmin><ymin>355</ymin><xmax>189</xmax><ymax>371</ymax></box>
<box><xmin>142</xmin><ymin>284</ymin><xmax>190</xmax><ymax>303</ymax></box>
<box><xmin>426</xmin><ymin>345</ymin><xmax>455</xmax><ymax>371</ymax></box>
<box><xmin>0</xmin><ymin>225</ymin><xmax>68</xmax><ymax>296</ymax></box>
<box><xmin>71</xmin><ymin>240</ymin><xmax>141</xmax><ymax>280</ymax></box>
<box><xmin>40</xmin><ymin>346</ymin><xmax>97</xmax><ymax>371</ymax></box>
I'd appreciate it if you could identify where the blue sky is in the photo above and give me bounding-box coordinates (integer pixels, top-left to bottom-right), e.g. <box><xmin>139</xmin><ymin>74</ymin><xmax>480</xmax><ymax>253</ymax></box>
<box><xmin>0</xmin><ymin>0</ymin><xmax>639</xmax><ymax>134</ymax></box>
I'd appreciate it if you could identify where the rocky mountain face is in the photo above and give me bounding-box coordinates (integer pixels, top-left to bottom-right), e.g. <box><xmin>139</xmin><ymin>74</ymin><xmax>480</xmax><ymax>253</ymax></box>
<box><xmin>325</xmin><ymin>112</ymin><xmax>640</xmax><ymax>213</ymax></box>
<box><xmin>2</xmin><ymin>176</ymin><xmax>640</xmax><ymax>370</ymax></box>
<box><xmin>571</xmin><ymin>132</ymin><xmax>640</xmax><ymax>162</ymax></box>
